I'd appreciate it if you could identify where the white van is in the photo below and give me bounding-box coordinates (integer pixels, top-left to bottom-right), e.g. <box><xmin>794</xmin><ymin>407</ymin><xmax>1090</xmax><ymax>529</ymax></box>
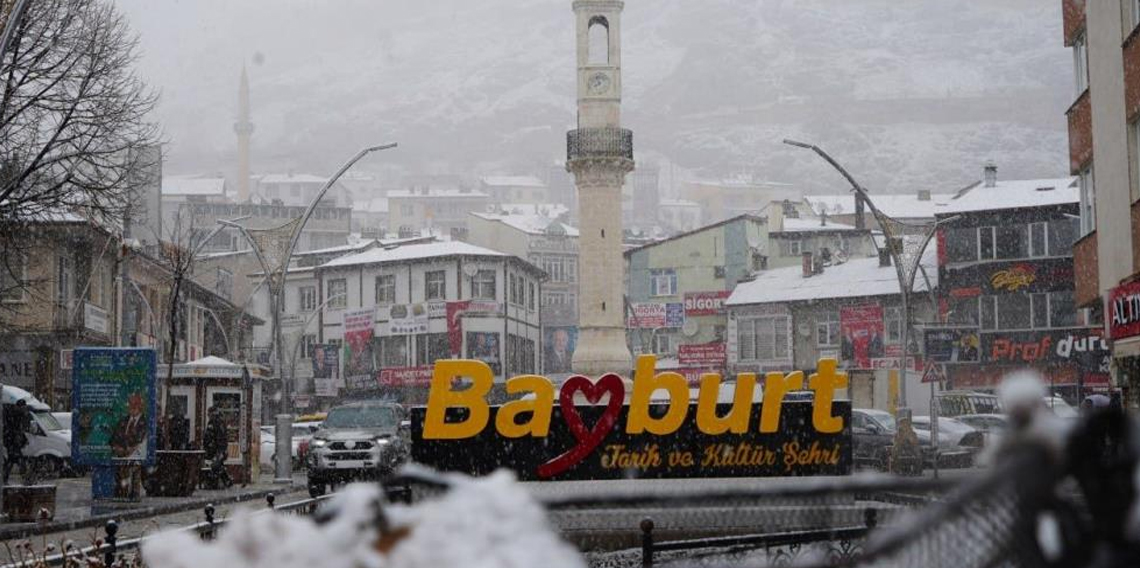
<box><xmin>2</xmin><ymin>386</ymin><xmax>73</xmax><ymax>475</ymax></box>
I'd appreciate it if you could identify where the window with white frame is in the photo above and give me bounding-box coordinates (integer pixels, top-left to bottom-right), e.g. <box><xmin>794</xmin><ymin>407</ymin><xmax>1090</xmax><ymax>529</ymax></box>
<box><xmin>1079</xmin><ymin>163</ymin><xmax>1096</xmax><ymax>236</ymax></box>
<box><xmin>980</xmin><ymin>292</ymin><xmax>1079</xmax><ymax>331</ymax></box>
<box><xmin>816</xmin><ymin>311</ymin><xmax>840</xmax><ymax>347</ymax></box>
<box><xmin>327</xmin><ymin>279</ymin><xmax>347</xmax><ymax>308</ymax></box>
<box><xmin>375</xmin><ymin>274</ymin><xmax>396</xmax><ymax>305</ymax></box>
<box><xmin>1073</xmin><ymin>31</ymin><xmax>1088</xmax><ymax>96</ymax></box>
<box><xmin>299</xmin><ymin>285</ymin><xmax>317</xmax><ymax>312</ymax></box>
<box><xmin>737</xmin><ymin>316</ymin><xmax>790</xmax><ymax>362</ymax></box>
<box><xmin>779</xmin><ymin>239</ymin><xmax>802</xmax><ymax>257</ymax></box>
<box><xmin>978</xmin><ymin>226</ymin><xmax>996</xmax><ymax>260</ymax></box>
<box><xmin>653</xmin><ymin>332</ymin><xmax>675</xmax><ymax>356</ymax></box>
<box><xmin>473</xmin><ymin>269</ymin><xmax>495</xmax><ymax>300</ymax></box>
<box><xmin>1132</xmin><ymin>0</ymin><xmax>1140</xmax><ymax>31</ymax></box>
<box><xmin>215</xmin><ymin>268</ymin><xmax>233</xmax><ymax>301</ymax></box>
<box><xmin>650</xmin><ymin>269</ymin><xmax>677</xmax><ymax>297</ymax></box>
<box><xmin>425</xmin><ymin>270</ymin><xmax>446</xmax><ymax>300</ymax></box>
<box><xmin>0</xmin><ymin>252</ymin><xmax>26</xmax><ymax>303</ymax></box>
<box><xmin>1029</xmin><ymin>222</ymin><xmax>1048</xmax><ymax>258</ymax></box>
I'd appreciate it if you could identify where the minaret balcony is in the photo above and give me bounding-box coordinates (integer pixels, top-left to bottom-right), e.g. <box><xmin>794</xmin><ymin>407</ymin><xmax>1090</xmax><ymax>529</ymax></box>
<box><xmin>567</xmin><ymin>127</ymin><xmax>633</xmax><ymax>162</ymax></box>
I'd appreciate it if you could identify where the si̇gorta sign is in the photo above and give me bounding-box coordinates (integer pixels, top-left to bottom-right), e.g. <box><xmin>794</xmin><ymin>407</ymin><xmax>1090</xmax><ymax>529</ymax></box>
<box><xmin>411</xmin><ymin>355</ymin><xmax>851</xmax><ymax>480</ymax></box>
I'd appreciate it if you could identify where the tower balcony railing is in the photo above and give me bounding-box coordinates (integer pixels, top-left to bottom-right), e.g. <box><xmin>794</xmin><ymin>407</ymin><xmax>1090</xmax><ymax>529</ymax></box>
<box><xmin>567</xmin><ymin>127</ymin><xmax>633</xmax><ymax>162</ymax></box>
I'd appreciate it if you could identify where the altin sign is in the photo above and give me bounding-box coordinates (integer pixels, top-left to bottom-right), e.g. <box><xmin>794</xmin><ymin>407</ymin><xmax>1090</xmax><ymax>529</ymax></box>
<box><xmin>411</xmin><ymin>355</ymin><xmax>852</xmax><ymax>480</ymax></box>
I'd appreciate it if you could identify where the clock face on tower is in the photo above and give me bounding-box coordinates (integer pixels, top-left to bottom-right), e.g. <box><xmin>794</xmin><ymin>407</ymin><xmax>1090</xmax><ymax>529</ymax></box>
<box><xmin>587</xmin><ymin>71</ymin><xmax>611</xmax><ymax>96</ymax></box>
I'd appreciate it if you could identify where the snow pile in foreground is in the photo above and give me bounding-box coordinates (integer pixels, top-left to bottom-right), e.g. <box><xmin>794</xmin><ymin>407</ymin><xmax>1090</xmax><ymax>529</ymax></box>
<box><xmin>142</xmin><ymin>470</ymin><xmax>584</xmax><ymax>568</ymax></box>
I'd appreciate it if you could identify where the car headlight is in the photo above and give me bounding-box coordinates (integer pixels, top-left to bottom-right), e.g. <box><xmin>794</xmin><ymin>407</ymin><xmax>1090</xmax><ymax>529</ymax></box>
<box><xmin>374</xmin><ymin>437</ymin><xmax>390</xmax><ymax>445</ymax></box>
<box><xmin>311</xmin><ymin>439</ymin><xmax>328</xmax><ymax>448</ymax></box>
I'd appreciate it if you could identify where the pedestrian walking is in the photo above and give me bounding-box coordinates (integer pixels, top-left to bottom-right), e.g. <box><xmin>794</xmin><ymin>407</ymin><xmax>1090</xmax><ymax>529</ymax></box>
<box><xmin>203</xmin><ymin>406</ymin><xmax>232</xmax><ymax>489</ymax></box>
<box><xmin>3</xmin><ymin>399</ymin><xmax>32</xmax><ymax>484</ymax></box>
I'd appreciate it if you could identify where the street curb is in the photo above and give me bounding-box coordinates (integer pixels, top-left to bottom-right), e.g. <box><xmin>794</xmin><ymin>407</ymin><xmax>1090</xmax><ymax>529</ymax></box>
<box><xmin>0</xmin><ymin>483</ymin><xmax>304</xmax><ymax>541</ymax></box>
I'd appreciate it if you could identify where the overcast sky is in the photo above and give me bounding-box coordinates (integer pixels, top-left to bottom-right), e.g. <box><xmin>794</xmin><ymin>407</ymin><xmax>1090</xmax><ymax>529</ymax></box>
<box><xmin>114</xmin><ymin>0</ymin><xmax>1069</xmax><ymax>195</ymax></box>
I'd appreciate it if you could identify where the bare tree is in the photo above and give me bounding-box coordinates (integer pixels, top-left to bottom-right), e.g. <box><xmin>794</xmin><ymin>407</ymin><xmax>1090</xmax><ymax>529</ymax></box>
<box><xmin>0</xmin><ymin>0</ymin><xmax>160</xmax><ymax>303</ymax></box>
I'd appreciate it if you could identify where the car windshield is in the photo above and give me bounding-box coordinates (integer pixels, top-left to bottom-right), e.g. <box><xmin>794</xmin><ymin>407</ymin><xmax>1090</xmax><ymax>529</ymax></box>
<box><xmin>323</xmin><ymin>406</ymin><xmax>398</xmax><ymax>429</ymax></box>
<box><xmin>33</xmin><ymin>411</ymin><xmax>64</xmax><ymax>432</ymax></box>
<box><xmin>293</xmin><ymin>425</ymin><xmax>316</xmax><ymax>437</ymax></box>
<box><xmin>868</xmin><ymin>413</ymin><xmax>896</xmax><ymax>431</ymax></box>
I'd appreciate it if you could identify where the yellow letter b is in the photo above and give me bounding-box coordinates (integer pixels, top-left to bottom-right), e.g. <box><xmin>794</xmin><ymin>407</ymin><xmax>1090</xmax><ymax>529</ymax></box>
<box><xmin>423</xmin><ymin>360</ymin><xmax>493</xmax><ymax>439</ymax></box>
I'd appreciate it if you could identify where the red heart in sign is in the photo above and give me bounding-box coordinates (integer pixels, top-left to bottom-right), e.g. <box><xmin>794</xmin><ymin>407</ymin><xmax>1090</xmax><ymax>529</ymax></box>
<box><xmin>537</xmin><ymin>373</ymin><xmax>626</xmax><ymax>478</ymax></box>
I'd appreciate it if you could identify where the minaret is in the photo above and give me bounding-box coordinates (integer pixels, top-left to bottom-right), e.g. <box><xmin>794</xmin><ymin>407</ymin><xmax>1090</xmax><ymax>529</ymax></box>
<box><xmin>234</xmin><ymin>65</ymin><xmax>254</xmax><ymax>202</ymax></box>
<box><xmin>568</xmin><ymin>0</ymin><xmax>634</xmax><ymax>377</ymax></box>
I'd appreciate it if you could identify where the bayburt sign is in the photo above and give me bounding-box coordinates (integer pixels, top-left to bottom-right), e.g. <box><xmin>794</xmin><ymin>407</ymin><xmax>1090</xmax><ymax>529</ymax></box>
<box><xmin>411</xmin><ymin>355</ymin><xmax>851</xmax><ymax>480</ymax></box>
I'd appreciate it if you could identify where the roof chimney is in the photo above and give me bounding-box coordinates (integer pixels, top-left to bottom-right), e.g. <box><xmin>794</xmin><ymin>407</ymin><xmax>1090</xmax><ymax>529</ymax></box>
<box><xmin>802</xmin><ymin>251</ymin><xmax>813</xmax><ymax>278</ymax></box>
<box><xmin>917</xmin><ymin>189</ymin><xmax>931</xmax><ymax>201</ymax></box>
<box><xmin>878</xmin><ymin>247</ymin><xmax>892</xmax><ymax>267</ymax></box>
<box><xmin>983</xmin><ymin>160</ymin><xmax>997</xmax><ymax>188</ymax></box>
<box><xmin>820</xmin><ymin>210</ymin><xmax>827</xmax><ymax>226</ymax></box>
<box><xmin>854</xmin><ymin>193</ymin><xmax>866</xmax><ymax>230</ymax></box>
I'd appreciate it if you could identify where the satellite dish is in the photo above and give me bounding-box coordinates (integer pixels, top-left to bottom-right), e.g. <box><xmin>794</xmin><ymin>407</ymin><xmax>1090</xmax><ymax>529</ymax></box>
<box><xmin>682</xmin><ymin>319</ymin><xmax>699</xmax><ymax>337</ymax></box>
<box><xmin>462</xmin><ymin>264</ymin><xmax>480</xmax><ymax>278</ymax></box>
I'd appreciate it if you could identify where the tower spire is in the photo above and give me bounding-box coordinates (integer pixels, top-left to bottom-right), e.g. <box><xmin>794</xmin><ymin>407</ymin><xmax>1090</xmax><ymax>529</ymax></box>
<box><xmin>234</xmin><ymin>65</ymin><xmax>254</xmax><ymax>202</ymax></box>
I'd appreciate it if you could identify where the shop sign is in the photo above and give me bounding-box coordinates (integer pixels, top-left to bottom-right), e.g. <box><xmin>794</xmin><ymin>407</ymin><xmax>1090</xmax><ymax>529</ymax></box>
<box><xmin>981</xmin><ymin>328</ymin><xmax>1109</xmax><ymax>372</ymax></box>
<box><xmin>868</xmin><ymin>357</ymin><xmax>923</xmax><ymax>372</ymax></box>
<box><xmin>1108</xmin><ymin>280</ymin><xmax>1140</xmax><ymax>340</ymax></box>
<box><xmin>378</xmin><ymin>367</ymin><xmax>433</xmax><ymax>387</ymax></box>
<box><xmin>385</xmin><ymin>303</ymin><xmax>429</xmax><ymax>335</ymax></box>
<box><xmin>678</xmin><ymin>343</ymin><xmax>726</xmax><ymax>367</ymax></box>
<box><xmin>683</xmin><ymin>291</ymin><xmax>731</xmax><ymax>316</ymax></box>
<box><xmin>412</xmin><ymin>355</ymin><xmax>851</xmax><ymax>481</ymax></box>
<box><xmin>942</xmin><ymin>258</ymin><xmax>1073</xmax><ymax>296</ymax></box>
<box><xmin>631</xmin><ymin>302</ymin><xmax>685</xmax><ymax>328</ymax></box>
<box><xmin>0</xmin><ymin>350</ymin><xmax>36</xmax><ymax>389</ymax></box>
<box><xmin>84</xmin><ymin>302</ymin><xmax>109</xmax><ymax>334</ymax></box>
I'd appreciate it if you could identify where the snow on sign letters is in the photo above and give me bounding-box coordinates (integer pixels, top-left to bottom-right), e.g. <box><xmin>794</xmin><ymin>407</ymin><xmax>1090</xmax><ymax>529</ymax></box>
<box><xmin>411</xmin><ymin>355</ymin><xmax>851</xmax><ymax>481</ymax></box>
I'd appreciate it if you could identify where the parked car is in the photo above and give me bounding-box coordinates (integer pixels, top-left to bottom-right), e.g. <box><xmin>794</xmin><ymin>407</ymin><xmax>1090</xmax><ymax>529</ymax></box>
<box><xmin>2</xmin><ymin>386</ymin><xmax>73</xmax><ymax>477</ymax></box>
<box><xmin>911</xmin><ymin>416</ymin><xmax>984</xmax><ymax>468</ymax></box>
<box><xmin>259</xmin><ymin>422</ymin><xmax>322</xmax><ymax>471</ymax></box>
<box><xmin>956</xmin><ymin>413</ymin><xmax>1008</xmax><ymax>433</ymax></box>
<box><xmin>306</xmin><ymin>401</ymin><xmax>410</xmax><ymax>497</ymax></box>
<box><xmin>52</xmin><ymin>412</ymin><xmax>72</xmax><ymax>431</ymax></box>
<box><xmin>933</xmin><ymin>391</ymin><xmax>1002</xmax><ymax>418</ymax></box>
<box><xmin>852</xmin><ymin>409</ymin><xmax>941</xmax><ymax>471</ymax></box>
<box><xmin>1043</xmin><ymin>396</ymin><xmax>1078</xmax><ymax>419</ymax></box>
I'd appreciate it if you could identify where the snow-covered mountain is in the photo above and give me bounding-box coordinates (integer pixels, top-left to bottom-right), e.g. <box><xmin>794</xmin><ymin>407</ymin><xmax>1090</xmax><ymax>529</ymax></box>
<box><xmin>121</xmin><ymin>0</ymin><xmax>1070</xmax><ymax>194</ymax></box>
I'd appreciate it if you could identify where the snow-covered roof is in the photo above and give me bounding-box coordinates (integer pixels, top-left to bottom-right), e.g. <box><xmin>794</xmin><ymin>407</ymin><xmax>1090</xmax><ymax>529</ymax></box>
<box><xmin>480</xmin><ymin>175</ymin><xmax>546</xmax><ymax>188</ymax></box>
<box><xmin>258</xmin><ymin>173</ymin><xmax>328</xmax><ymax>185</ymax></box>
<box><xmin>497</xmin><ymin>203</ymin><xmax>570</xmax><ymax>217</ymax></box>
<box><xmin>388</xmin><ymin>189</ymin><xmax>489</xmax><ymax>199</ymax></box>
<box><xmin>321</xmin><ymin>241</ymin><xmax>508</xmax><ymax>269</ymax></box>
<box><xmin>470</xmin><ymin>211</ymin><xmax>579</xmax><ymax>237</ymax></box>
<box><xmin>186</xmin><ymin>356</ymin><xmax>238</xmax><ymax>367</ymax></box>
<box><xmin>163</xmin><ymin>176</ymin><xmax>226</xmax><ymax>197</ymax></box>
<box><xmin>659</xmin><ymin>199</ymin><xmax>700</xmax><ymax>208</ymax></box>
<box><xmin>776</xmin><ymin>217</ymin><xmax>860</xmax><ymax>233</ymax></box>
<box><xmin>294</xmin><ymin>239</ymin><xmax>374</xmax><ymax>257</ymax></box>
<box><xmin>727</xmin><ymin>248</ymin><xmax>937</xmax><ymax>306</ymax></box>
<box><xmin>804</xmin><ymin>193</ymin><xmax>954</xmax><ymax>219</ymax></box>
<box><xmin>938</xmin><ymin>177</ymin><xmax>1078</xmax><ymax>214</ymax></box>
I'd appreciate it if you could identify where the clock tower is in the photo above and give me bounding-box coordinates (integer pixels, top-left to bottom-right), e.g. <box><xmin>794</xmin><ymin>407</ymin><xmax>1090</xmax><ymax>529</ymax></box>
<box><xmin>567</xmin><ymin>0</ymin><xmax>634</xmax><ymax>377</ymax></box>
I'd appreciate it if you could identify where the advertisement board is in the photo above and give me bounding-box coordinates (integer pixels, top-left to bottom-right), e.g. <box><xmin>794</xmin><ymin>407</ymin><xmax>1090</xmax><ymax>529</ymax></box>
<box><xmin>684</xmin><ymin>291</ymin><xmax>731</xmax><ymax>317</ymax></box>
<box><xmin>631</xmin><ymin>302</ymin><xmax>685</xmax><ymax>328</ymax></box>
<box><xmin>678</xmin><ymin>343</ymin><xmax>726</xmax><ymax>367</ymax></box>
<box><xmin>980</xmin><ymin>328</ymin><xmax>1110</xmax><ymax>372</ymax></box>
<box><xmin>544</xmin><ymin>326</ymin><xmax>578</xmax><ymax>374</ymax></box>
<box><xmin>840</xmin><ymin>305</ymin><xmax>884</xmax><ymax>369</ymax></box>
<box><xmin>311</xmin><ymin>344</ymin><xmax>339</xmax><ymax>397</ymax></box>
<box><xmin>71</xmin><ymin>348</ymin><xmax>156</xmax><ymax>466</ymax></box>
<box><xmin>343</xmin><ymin>307</ymin><xmax>375</xmax><ymax>390</ymax></box>
<box><xmin>923</xmin><ymin>327</ymin><xmax>981</xmax><ymax>363</ymax></box>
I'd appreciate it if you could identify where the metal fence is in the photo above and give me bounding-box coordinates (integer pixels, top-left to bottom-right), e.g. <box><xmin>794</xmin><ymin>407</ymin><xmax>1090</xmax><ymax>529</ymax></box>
<box><xmin>1</xmin><ymin>493</ymin><xmax>330</xmax><ymax>568</ymax></box>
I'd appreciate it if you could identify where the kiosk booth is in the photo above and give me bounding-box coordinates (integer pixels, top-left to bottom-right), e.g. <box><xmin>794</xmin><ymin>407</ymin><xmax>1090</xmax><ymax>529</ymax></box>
<box><xmin>159</xmin><ymin>356</ymin><xmax>264</xmax><ymax>486</ymax></box>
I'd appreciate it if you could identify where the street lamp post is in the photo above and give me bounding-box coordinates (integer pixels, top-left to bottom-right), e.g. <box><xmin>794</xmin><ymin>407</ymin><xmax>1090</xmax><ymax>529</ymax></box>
<box><xmin>783</xmin><ymin>139</ymin><xmax>957</xmax><ymax>416</ymax></box>
<box><xmin>223</xmin><ymin>143</ymin><xmax>396</xmax><ymax>483</ymax></box>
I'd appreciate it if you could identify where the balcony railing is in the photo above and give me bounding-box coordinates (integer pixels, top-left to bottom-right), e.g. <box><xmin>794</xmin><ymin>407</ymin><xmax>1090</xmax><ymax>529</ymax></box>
<box><xmin>567</xmin><ymin>127</ymin><xmax>633</xmax><ymax>162</ymax></box>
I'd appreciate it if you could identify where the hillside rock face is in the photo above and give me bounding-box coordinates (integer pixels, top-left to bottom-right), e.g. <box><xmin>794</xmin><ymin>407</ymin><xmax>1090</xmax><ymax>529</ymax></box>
<box><xmin>131</xmin><ymin>0</ymin><xmax>1068</xmax><ymax>193</ymax></box>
